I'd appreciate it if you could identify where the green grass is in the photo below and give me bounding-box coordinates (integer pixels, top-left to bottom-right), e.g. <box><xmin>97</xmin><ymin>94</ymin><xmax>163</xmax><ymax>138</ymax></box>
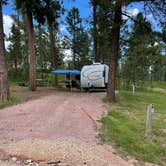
<box><xmin>0</xmin><ymin>95</ymin><xmax>19</xmax><ymax>109</ymax></box>
<box><xmin>100</xmin><ymin>90</ymin><xmax>166</xmax><ymax>165</ymax></box>
<box><xmin>151</xmin><ymin>81</ymin><xmax>166</xmax><ymax>89</ymax></box>
<box><xmin>44</xmin><ymin>74</ymin><xmax>66</xmax><ymax>86</ymax></box>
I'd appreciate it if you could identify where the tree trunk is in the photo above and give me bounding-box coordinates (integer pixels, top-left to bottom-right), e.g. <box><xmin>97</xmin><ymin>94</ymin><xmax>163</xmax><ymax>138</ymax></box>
<box><xmin>164</xmin><ymin>48</ymin><xmax>166</xmax><ymax>81</ymax></box>
<box><xmin>14</xmin><ymin>54</ymin><xmax>18</xmax><ymax>71</ymax></box>
<box><xmin>107</xmin><ymin>1</ymin><xmax>122</xmax><ymax>102</ymax></box>
<box><xmin>73</xmin><ymin>37</ymin><xmax>76</xmax><ymax>68</ymax></box>
<box><xmin>25</xmin><ymin>11</ymin><xmax>36</xmax><ymax>91</ymax></box>
<box><xmin>164</xmin><ymin>66</ymin><xmax>166</xmax><ymax>81</ymax></box>
<box><xmin>0</xmin><ymin>2</ymin><xmax>9</xmax><ymax>103</ymax></box>
<box><xmin>48</xmin><ymin>22</ymin><xmax>58</xmax><ymax>87</ymax></box>
<box><xmin>92</xmin><ymin>1</ymin><xmax>99</xmax><ymax>62</ymax></box>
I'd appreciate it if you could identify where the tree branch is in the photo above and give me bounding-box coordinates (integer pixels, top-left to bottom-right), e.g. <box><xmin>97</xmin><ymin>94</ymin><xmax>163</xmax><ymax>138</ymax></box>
<box><xmin>122</xmin><ymin>12</ymin><xmax>151</xmax><ymax>31</ymax></box>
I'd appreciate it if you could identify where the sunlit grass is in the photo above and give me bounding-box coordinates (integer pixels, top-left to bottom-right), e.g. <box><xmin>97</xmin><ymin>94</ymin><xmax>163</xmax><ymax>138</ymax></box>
<box><xmin>100</xmin><ymin>90</ymin><xmax>166</xmax><ymax>165</ymax></box>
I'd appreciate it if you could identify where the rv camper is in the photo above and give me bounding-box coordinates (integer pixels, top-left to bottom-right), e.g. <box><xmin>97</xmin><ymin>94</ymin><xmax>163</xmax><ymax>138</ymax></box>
<box><xmin>81</xmin><ymin>63</ymin><xmax>109</xmax><ymax>89</ymax></box>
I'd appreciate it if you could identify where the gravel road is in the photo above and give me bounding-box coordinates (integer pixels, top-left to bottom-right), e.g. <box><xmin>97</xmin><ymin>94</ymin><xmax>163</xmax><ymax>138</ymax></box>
<box><xmin>0</xmin><ymin>91</ymin><xmax>138</xmax><ymax>165</ymax></box>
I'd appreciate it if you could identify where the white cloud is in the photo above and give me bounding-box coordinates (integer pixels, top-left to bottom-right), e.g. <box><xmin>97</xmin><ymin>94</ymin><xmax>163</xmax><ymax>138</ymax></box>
<box><xmin>59</xmin><ymin>25</ymin><xmax>67</xmax><ymax>33</ymax></box>
<box><xmin>147</xmin><ymin>13</ymin><xmax>153</xmax><ymax>19</ymax></box>
<box><xmin>154</xmin><ymin>42</ymin><xmax>158</xmax><ymax>46</ymax></box>
<box><xmin>3</xmin><ymin>15</ymin><xmax>13</xmax><ymax>36</ymax></box>
<box><xmin>3</xmin><ymin>15</ymin><xmax>13</xmax><ymax>48</ymax></box>
<box><xmin>147</xmin><ymin>42</ymin><xmax>159</xmax><ymax>48</ymax></box>
<box><xmin>123</xmin><ymin>8</ymin><xmax>140</xmax><ymax>20</ymax></box>
<box><xmin>63</xmin><ymin>49</ymin><xmax>72</xmax><ymax>62</ymax></box>
<box><xmin>130</xmin><ymin>8</ymin><xmax>140</xmax><ymax>17</ymax></box>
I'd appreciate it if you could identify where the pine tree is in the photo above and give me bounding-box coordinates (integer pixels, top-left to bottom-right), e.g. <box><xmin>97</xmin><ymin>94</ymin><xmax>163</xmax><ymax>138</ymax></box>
<box><xmin>7</xmin><ymin>24</ymin><xmax>22</xmax><ymax>72</ymax></box>
<box><xmin>42</xmin><ymin>0</ymin><xmax>62</xmax><ymax>87</ymax></box>
<box><xmin>107</xmin><ymin>0</ymin><xmax>122</xmax><ymax>102</ymax></box>
<box><xmin>66</xmin><ymin>7</ymin><xmax>91</xmax><ymax>69</ymax></box>
<box><xmin>90</xmin><ymin>0</ymin><xmax>99</xmax><ymax>62</ymax></box>
<box><xmin>0</xmin><ymin>0</ymin><xmax>9</xmax><ymax>102</ymax></box>
<box><xmin>105</xmin><ymin>0</ymin><xmax>166</xmax><ymax>102</ymax></box>
<box><xmin>35</xmin><ymin>24</ymin><xmax>51</xmax><ymax>78</ymax></box>
<box><xmin>15</xmin><ymin>0</ymin><xmax>43</xmax><ymax>91</ymax></box>
<box><xmin>123</xmin><ymin>13</ymin><xmax>153</xmax><ymax>84</ymax></box>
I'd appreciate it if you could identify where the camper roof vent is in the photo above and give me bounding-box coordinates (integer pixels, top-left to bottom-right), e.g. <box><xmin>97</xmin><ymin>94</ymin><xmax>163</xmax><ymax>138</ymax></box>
<box><xmin>92</xmin><ymin>62</ymin><xmax>101</xmax><ymax>65</ymax></box>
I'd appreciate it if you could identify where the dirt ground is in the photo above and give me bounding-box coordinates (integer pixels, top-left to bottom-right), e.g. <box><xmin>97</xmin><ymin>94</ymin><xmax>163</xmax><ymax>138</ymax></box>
<box><xmin>11</xmin><ymin>85</ymin><xmax>58</xmax><ymax>102</ymax></box>
<box><xmin>0</xmin><ymin>86</ymin><xmax>156</xmax><ymax>166</ymax></box>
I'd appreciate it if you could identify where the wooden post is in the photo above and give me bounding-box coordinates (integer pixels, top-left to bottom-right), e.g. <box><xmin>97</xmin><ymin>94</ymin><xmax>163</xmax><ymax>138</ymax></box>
<box><xmin>145</xmin><ymin>104</ymin><xmax>154</xmax><ymax>139</ymax></box>
<box><xmin>132</xmin><ymin>84</ymin><xmax>135</xmax><ymax>94</ymax></box>
<box><xmin>70</xmin><ymin>74</ymin><xmax>72</xmax><ymax>92</ymax></box>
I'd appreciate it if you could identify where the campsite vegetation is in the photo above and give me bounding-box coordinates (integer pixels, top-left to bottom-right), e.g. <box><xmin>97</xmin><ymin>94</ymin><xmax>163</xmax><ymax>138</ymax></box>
<box><xmin>100</xmin><ymin>86</ymin><xmax>166</xmax><ymax>165</ymax></box>
<box><xmin>0</xmin><ymin>0</ymin><xmax>166</xmax><ymax>165</ymax></box>
<box><xmin>0</xmin><ymin>0</ymin><xmax>166</xmax><ymax>102</ymax></box>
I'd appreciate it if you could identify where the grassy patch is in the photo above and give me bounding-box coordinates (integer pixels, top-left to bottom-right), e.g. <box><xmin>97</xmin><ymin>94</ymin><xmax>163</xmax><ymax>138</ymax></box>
<box><xmin>151</xmin><ymin>81</ymin><xmax>166</xmax><ymax>89</ymax></box>
<box><xmin>0</xmin><ymin>95</ymin><xmax>19</xmax><ymax>109</ymax></box>
<box><xmin>100</xmin><ymin>90</ymin><xmax>166</xmax><ymax>165</ymax></box>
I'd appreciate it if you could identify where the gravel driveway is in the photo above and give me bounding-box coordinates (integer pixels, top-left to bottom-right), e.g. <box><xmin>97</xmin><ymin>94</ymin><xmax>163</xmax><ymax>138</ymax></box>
<box><xmin>0</xmin><ymin>91</ymin><xmax>134</xmax><ymax>166</ymax></box>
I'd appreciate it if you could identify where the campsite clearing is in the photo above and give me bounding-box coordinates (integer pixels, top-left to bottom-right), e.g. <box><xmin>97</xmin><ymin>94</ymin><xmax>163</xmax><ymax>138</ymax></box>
<box><xmin>0</xmin><ymin>86</ymin><xmax>131</xmax><ymax>166</ymax></box>
<box><xmin>0</xmin><ymin>86</ymin><xmax>161</xmax><ymax>166</ymax></box>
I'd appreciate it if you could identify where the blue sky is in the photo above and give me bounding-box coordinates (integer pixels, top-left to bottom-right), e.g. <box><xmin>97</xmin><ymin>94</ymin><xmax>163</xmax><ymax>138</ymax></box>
<box><xmin>3</xmin><ymin>0</ymin><xmax>15</xmax><ymax>15</ymax></box>
<box><xmin>2</xmin><ymin>0</ymin><xmax>93</xmax><ymax>47</ymax></box>
<box><xmin>2</xmin><ymin>0</ymin><xmax>161</xmax><ymax>52</ymax></box>
<box><xmin>63</xmin><ymin>0</ymin><xmax>91</xmax><ymax>18</ymax></box>
<box><xmin>2</xmin><ymin>1</ymin><xmax>148</xmax><ymax>20</ymax></box>
<box><xmin>3</xmin><ymin>0</ymin><xmax>92</xmax><ymax>18</ymax></box>
<box><xmin>3</xmin><ymin>0</ymin><xmax>159</xmax><ymax>29</ymax></box>
<box><xmin>3</xmin><ymin>0</ymin><xmax>93</xmax><ymax>36</ymax></box>
<box><xmin>2</xmin><ymin>0</ymin><xmax>160</xmax><ymax>41</ymax></box>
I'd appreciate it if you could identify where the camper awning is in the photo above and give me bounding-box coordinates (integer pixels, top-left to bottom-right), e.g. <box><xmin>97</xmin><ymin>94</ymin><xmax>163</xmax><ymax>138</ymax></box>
<box><xmin>51</xmin><ymin>69</ymin><xmax>81</xmax><ymax>75</ymax></box>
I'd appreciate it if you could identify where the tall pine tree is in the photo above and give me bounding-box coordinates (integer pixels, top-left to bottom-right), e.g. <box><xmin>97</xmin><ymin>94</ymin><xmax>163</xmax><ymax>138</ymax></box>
<box><xmin>0</xmin><ymin>0</ymin><xmax>9</xmax><ymax>102</ymax></box>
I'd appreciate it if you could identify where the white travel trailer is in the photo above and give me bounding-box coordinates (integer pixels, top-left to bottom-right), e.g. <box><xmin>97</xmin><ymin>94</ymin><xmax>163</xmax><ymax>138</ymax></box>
<box><xmin>81</xmin><ymin>63</ymin><xmax>109</xmax><ymax>89</ymax></box>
